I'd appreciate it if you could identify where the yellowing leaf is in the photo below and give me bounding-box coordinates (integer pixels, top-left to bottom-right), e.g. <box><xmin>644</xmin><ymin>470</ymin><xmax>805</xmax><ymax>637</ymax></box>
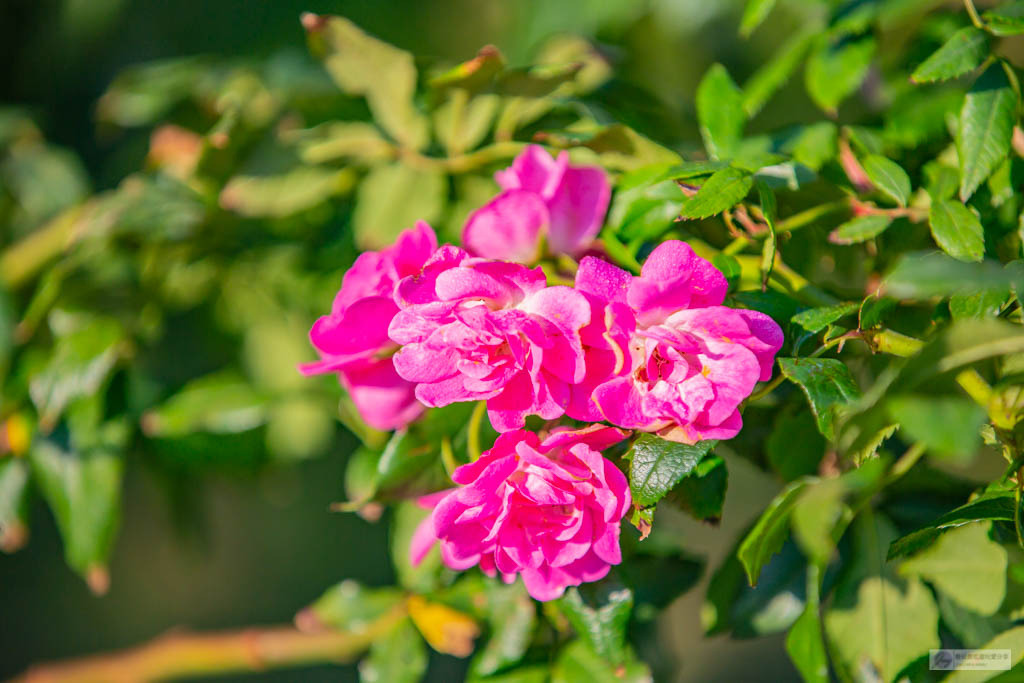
<box><xmin>408</xmin><ymin>594</ymin><xmax>480</xmax><ymax>657</ymax></box>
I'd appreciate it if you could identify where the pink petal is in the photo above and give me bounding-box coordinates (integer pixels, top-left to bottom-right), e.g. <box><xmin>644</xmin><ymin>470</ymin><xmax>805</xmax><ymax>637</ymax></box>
<box><xmin>628</xmin><ymin>241</ymin><xmax>728</xmax><ymax>326</ymax></box>
<box><xmin>462</xmin><ymin>190</ymin><xmax>548</xmax><ymax>263</ymax></box>
<box><xmin>575</xmin><ymin>256</ymin><xmax>632</xmax><ymax>305</ymax></box>
<box><xmin>342</xmin><ymin>358</ymin><xmax>423</xmax><ymax>431</ymax></box>
<box><xmin>546</xmin><ymin>166</ymin><xmax>610</xmax><ymax>257</ymax></box>
<box><xmin>494</xmin><ymin>145</ymin><xmax>567</xmax><ymax>200</ymax></box>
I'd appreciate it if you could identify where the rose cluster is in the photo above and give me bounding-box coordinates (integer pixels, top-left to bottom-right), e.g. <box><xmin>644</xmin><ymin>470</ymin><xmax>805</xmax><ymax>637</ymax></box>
<box><xmin>303</xmin><ymin>146</ymin><xmax>783</xmax><ymax>600</ymax></box>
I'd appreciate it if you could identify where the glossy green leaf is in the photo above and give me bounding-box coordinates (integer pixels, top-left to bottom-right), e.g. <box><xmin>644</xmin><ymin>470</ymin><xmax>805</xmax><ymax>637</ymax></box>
<box><xmin>791</xmin><ymin>302</ymin><xmax>859</xmax><ymax>334</ymax></box>
<box><xmin>899</xmin><ymin>521</ymin><xmax>1006</xmax><ymax>615</ymax></box>
<box><xmin>696</xmin><ymin>64</ymin><xmax>745</xmax><ymax>160</ymax></box>
<box><xmin>778</xmin><ymin>358</ymin><xmax>862</xmax><ymax>440</ymax></box>
<box><xmin>910</xmin><ymin>27</ymin><xmax>988</xmax><ymax>84</ymax></box>
<box><xmin>824</xmin><ymin>576</ymin><xmax>940</xmax><ymax>682</ymax></box>
<box><xmin>830</xmin><ymin>214</ymin><xmax>892</xmax><ymax>245</ymax></box>
<box><xmin>805</xmin><ymin>36</ymin><xmax>876</xmax><ymax>113</ymax></box>
<box><xmin>306</xmin><ymin>15</ymin><xmax>428</xmax><ymax>149</ymax></box>
<box><xmin>738</xmin><ymin>478</ymin><xmax>813</xmax><ymax>585</ymax></box>
<box><xmin>353</xmin><ymin>163</ymin><xmax>446</xmax><ymax>249</ymax></box>
<box><xmin>862</xmin><ymin>155</ymin><xmax>911</xmax><ymax>206</ymax></box>
<box><xmin>958</xmin><ymin>63</ymin><xmax>1017</xmax><ymax>201</ymax></box>
<box><xmin>359</xmin><ymin>618</ymin><xmax>428</xmax><ymax>683</ymax></box>
<box><xmin>627</xmin><ymin>434</ymin><xmax>716</xmax><ymax>507</ymax></box>
<box><xmin>29</xmin><ymin>315</ymin><xmax>125</xmax><ymax>429</ymax></box>
<box><xmin>929</xmin><ymin>198</ymin><xmax>985</xmax><ymax>262</ymax></box>
<box><xmin>558</xmin><ymin>584</ymin><xmax>633</xmax><ymax>664</ymax></box>
<box><xmin>888</xmin><ymin>492</ymin><xmax>1016</xmax><ymax>560</ymax></box>
<box><xmin>678</xmin><ymin>167</ymin><xmax>753</xmax><ymax>220</ymax></box>
<box><xmin>887</xmin><ymin>395</ymin><xmax>986</xmax><ymax>459</ymax></box>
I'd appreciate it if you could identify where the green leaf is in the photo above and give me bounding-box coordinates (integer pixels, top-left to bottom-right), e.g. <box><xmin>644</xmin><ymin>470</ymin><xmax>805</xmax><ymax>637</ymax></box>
<box><xmin>296</xmin><ymin>121</ymin><xmax>394</xmax><ymax>164</ymax></box>
<box><xmin>219</xmin><ymin>166</ymin><xmax>352</xmax><ymax>217</ymax></box>
<box><xmin>824</xmin><ymin>576</ymin><xmax>940</xmax><ymax>682</ymax></box>
<box><xmin>950</xmin><ymin>288</ymin><xmax>1009</xmax><ymax>320</ymax></box>
<box><xmin>830</xmin><ymin>214</ymin><xmax>892</xmax><ymax>244</ymax></box>
<box><xmin>884</xmin><ymin>253</ymin><xmax>1015</xmax><ymax>299</ymax></box>
<box><xmin>0</xmin><ymin>457</ymin><xmax>30</xmax><ymax>552</ymax></box>
<box><xmin>791</xmin><ymin>302</ymin><xmax>859</xmax><ymax>334</ymax></box>
<box><xmin>627</xmin><ymin>434</ymin><xmax>716</xmax><ymax>507</ymax></box>
<box><xmin>983</xmin><ymin>2</ymin><xmax>1024</xmax><ymax>36</ymax></box>
<box><xmin>141</xmin><ymin>372</ymin><xmax>269</xmax><ymax>437</ymax></box>
<box><xmin>609</xmin><ymin>163</ymin><xmax>689</xmax><ymax>242</ymax></box>
<box><xmin>929</xmin><ymin>198</ymin><xmax>986</xmax><ymax>262</ymax></box>
<box><xmin>958</xmin><ymin>63</ymin><xmax>1017</xmax><ymax>201</ymax></box>
<box><xmin>944</xmin><ymin>626</ymin><xmax>1024</xmax><ymax>683</ymax></box>
<box><xmin>678</xmin><ymin>167</ymin><xmax>753</xmax><ymax>220</ymax></box>
<box><xmin>805</xmin><ymin>36</ymin><xmax>876</xmax><ymax>113</ymax></box>
<box><xmin>434</xmin><ymin>94</ymin><xmax>499</xmax><ymax>155</ymax></box>
<box><xmin>353</xmin><ymin>163</ymin><xmax>446</xmax><ymax>250</ymax></box>
<box><xmin>899</xmin><ymin>521</ymin><xmax>1007</xmax><ymax>615</ymax></box>
<box><xmin>470</xmin><ymin>582</ymin><xmax>536</xmax><ymax>677</ymax></box>
<box><xmin>886</xmin><ymin>395</ymin><xmax>986</xmax><ymax>459</ymax></box>
<box><xmin>740</xmin><ymin>0</ymin><xmax>777</xmax><ymax>37</ymax></box>
<box><xmin>300</xmin><ymin>580</ymin><xmax>404</xmax><ymax>631</ymax></box>
<box><xmin>937</xmin><ymin>591</ymin><xmax>1012</xmax><ymax>649</ymax></box>
<box><xmin>862</xmin><ymin>155</ymin><xmax>911</xmax><ymax>206</ymax></box>
<box><xmin>359</xmin><ymin>618</ymin><xmax>428</xmax><ymax>683</ymax></box>
<box><xmin>29</xmin><ymin>315</ymin><xmax>125</xmax><ymax>430</ymax></box>
<box><xmin>888</xmin><ymin>492</ymin><xmax>1016</xmax><ymax>560</ymax></box>
<box><xmin>743</xmin><ymin>30</ymin><xmax>815</xmax><ymax>117</ymax></box>
<box><xmin>738</xmin><ymin>478</ymin><xmax>813</xmax><ymax>585</ymax></box>
<box><xmin>675</xmin><ymin>455</ymin><xmax>728</xmax><ymax>521</ymax></box>
<box><xmin>29</xmin><ymin>420</ymin><xmax>128</xmax><ymax>590</ymax></box>
<box><xmin>696</xmin><ymin>64</ymin><xmax>745</xmax><ymax>160</ymax></box>
<box><xmin>557</xmin><ymin>584</ymin><xmax>633</xmax><ymax>664</ymax></box>
<box><xmin>910</xmin><ymin>27</ymin><xmax>989</xmax><ymax>84</ymax></box>
<box><xmin>306</xmin><ymin>15</ymin><xmax>428</xmax><ymax>149</ymax></box>
<box><xmin>778</xmin><ymin>358</ymin><xmax>862</xmax><ymax>440</ymax></box>
<box><xmin>429</xmin><ymin>45</ymin><xmax>506</xmax><ymax>93</ymax></box>
<box><xmin>785</xmin><ymin>566</ymin><xmax>828</xmax><ymax>683</ymax></box>
<box><xmin>859</xmin><ymin>295</ymin><xmax>897</xmax><ymax>330</ymax></box>
<box><xmin>552</xmin><ymin>640</ymin><xmax>651</xmax><ymax>683</ymax></box>
<box><xmin>783</xmin><ymin>122</ymin><xmax>838</xmax><ymax>172</ymax></box>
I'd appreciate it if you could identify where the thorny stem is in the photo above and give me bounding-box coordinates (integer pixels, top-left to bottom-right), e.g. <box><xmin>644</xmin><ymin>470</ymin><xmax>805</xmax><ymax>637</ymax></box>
<box><xmin>12</xmin><ymin>606</ymin><xmax>406</xmax><ymax>683</ymax></box>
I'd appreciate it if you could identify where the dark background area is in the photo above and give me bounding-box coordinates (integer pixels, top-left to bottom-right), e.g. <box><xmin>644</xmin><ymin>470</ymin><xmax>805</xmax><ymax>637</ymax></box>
<box><xmin>0</xmin><ymin>1</ymin><xmax>805</xmax><ymax>680</ymax></box>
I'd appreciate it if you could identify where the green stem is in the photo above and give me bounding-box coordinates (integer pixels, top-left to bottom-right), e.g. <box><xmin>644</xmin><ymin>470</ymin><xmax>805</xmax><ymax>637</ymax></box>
<box><xmin>776</xmin><ymin>200</ymin><xmax>848</xmax><ymax>234</ymax></box>
<box><xmin>748</xmin><ymin>373</ymin><xmax>787</xmax><ymax>402</ymax></box>
<box><xmin>0</xmin><ymin>204</ymin><xmax>87</xmax><ymax>290</ymax></box>
<box><xmin>467</xmin><ymin>401</ymin><xmax>487</xmax><ymax>461</ymax></box>
<box><xmin>964</xmin><ymin>0</ymin><xmax>985</xmax><ymax>29</ymax></box>
<box><xmin>887</xmin><ymin>442</ymin><xmax>926</xmax><ymax>484</ymax></box>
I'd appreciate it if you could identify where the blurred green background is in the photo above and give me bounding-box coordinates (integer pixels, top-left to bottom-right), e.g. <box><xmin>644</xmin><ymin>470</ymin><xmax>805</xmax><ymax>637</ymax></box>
<box><xmin>0</xmin><ymin>0</ymin><xmax>812</xmax><ymax>679</ymax></box>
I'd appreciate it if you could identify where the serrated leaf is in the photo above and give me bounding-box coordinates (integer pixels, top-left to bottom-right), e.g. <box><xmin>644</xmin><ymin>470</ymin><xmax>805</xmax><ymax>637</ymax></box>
<box><xmin>791</xmin><ymin>302</ymin><xmax>859</xmax><ymax>334</ymax></box>
<box><xmin>740</xmin><ymin>0</ymin><xmax>777</xmax><ymax>37</ymax></box>
<box><xmin>899</xmin><ymin>521</ymin><xmax>1006</xmax><ymax>615</ymax></box>
<box><xmin>306</xmin><ymin>15</ymin><xmax>428</xmax><ymax>149</ymax></box>
<box><xmin>862</xmin><ymin>155</ymin><xmax>911</xmax><ymax>206</ymax></box>
<box><xmin>983</xmin><ymin>2</ymin><xmax>1024</xmax><ymax>36</ymax></box>
<box><xmin>805</xmin><ymin>36</ymin><xmax>876</xmax><ymax>113</ymax></box>
<box><xmin>678</xmin><ymin>167</ymin><xmax>753</xmax><ymax>220</ymax></box>
<box><xmin>697</xmin><ymin>64</ymin><xmax>745</xmax><ymax>160</ymax></box>
<box><xmin>911</xmin><ymin>27</ymin><xmax>989</xmax><ymax>84</ymax></box>
<box><xmin>887</xmin><ymin>395</ymin><xmax>986</xmax><ymax>459</ymax></box>
<box><xmin>778</xmin><ymin>358</ymin><xmax>861</xmax><ymax>440</ymax></box>
<box><xmin>558</xmin><ymin>584</ymin><xmax>633</xmax><ymax>664</ymax></box>
<box><xmin>824</xmin><ymin>576</ymin><xmax>940</xmax><ymax>682</ymax></box>
<box><xmin>958</xmin><ymin>63</ymin><xmax>1017</xmax><ymax>201</ymax></box>
<box><xmin>353</xmin><ymin>163</ymin><xmax>446</xmax><ymax>249</ymax></box>
<box><xmin>929</xmin><ymin>198</ymin><xmax>985</xmax><ymax>262</ymax></box>
<box><xmin>737</xmin><ymin>479</ymin><xmax>813</xmax><ymax>585</ymax></box>
<box><xmin>627</xmin><ymin>434</ymin><xmax>716</xmax><ymax>507</ymax></box>
<box><xmin>830</xmin><ymin>214</ymin><xmax>892</xmax><ymax>244</ymax></box>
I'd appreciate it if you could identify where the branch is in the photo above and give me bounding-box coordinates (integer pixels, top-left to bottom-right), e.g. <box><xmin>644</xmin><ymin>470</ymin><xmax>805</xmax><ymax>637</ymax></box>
<box><xmin>12</xmin><ymin>607</ymin><xmax>405</xmax><ymax>683</ymax></box>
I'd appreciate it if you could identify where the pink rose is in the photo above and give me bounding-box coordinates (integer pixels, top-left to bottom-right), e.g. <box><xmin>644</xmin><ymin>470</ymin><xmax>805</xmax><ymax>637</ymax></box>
<box><xmin>300</xmin><ymin>221</ymin><xmax>437</xmax><ymax>431</ymax></box>
<box><xmin>462</xmin><ymin>145</ymin><xmax>610</xmax><ymax>263</ymax></box>
<box><xmin>388</xmin><ymin>247</ymin><xmax>591</xmax><ymax>432</ymax></box>
<box><xmin>410</xmin><ymin>426</ymin><xmax>631</xmax><ymax>601</ymax></box>
<box><xmin>584</xmin><ymin>242</ymin><xmax>784</xmax><ymax>442</ymax></box>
